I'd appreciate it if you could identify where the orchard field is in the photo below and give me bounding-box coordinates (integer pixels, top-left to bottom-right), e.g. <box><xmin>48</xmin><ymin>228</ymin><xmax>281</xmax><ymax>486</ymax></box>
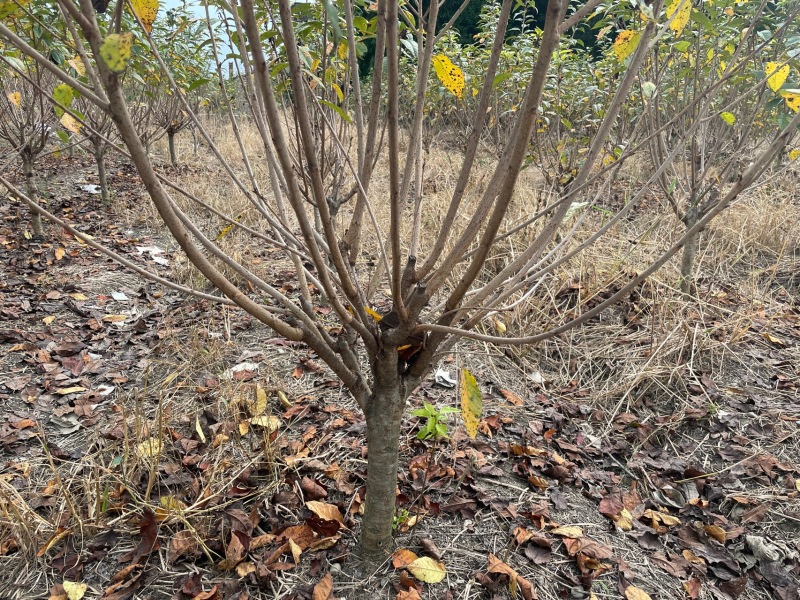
<box><xmin>1</xmin><ymin>1</ymin><xmax>799</xmax><ymax>599</ymax></box>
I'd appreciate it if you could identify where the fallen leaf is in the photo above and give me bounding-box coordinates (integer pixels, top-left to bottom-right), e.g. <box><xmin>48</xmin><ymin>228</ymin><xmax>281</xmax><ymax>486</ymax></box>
<box><xmin>306</xmin><ymin>501</ymin><xmax>345</xmax><ymax>526</ymax></box>
<box><xmin>486</xmin><ymin>554</ymin><xmax>537</xmax><ymax>600</ymax></box>
<box><xmin>62</xmin><ymin>581</ymin><xmax>87</xmax><ymax>600</ymax></box>
<box><xmin>392</xmin><ymin>548</ymin><xmax>419</xmax><ymax>568</ymax></box>
<box><xmin>56</xmin><ymin>386</ymin><xmax>87</xmax><ymax>395</ymax></box>
<box><xmin>500</xmin><ymin>389</ymin><xmax>524</xmax><ymax>406</ymax></box>
<box><xmin>624</xmin><ymin>585</ymin><xmax>652</xmax><ymax>600</ymax></box>
<box><xmin>550</xmin><ymin>525</ymin><xmax>583</xmax><ymax>538</ymax></box>
<box><xmin>460</xmin><ymin>368</ymin><xmax>483</xmax><ymax>438</ymax></box>
<box><xmin>312</xmin><ymin>573</ymin><xmax>333</xmax><ymax>600</ymax></box>
<box><xmin>136</xmin><ymin>437</ymin><xmax>163</xmax><ymax>459</ymax></box>
<box><xmin>407</xmin><ymin>556</ymin><xmax>446</xmax><ymax>584</ymax></box>
<box><xmin>248</xmin><ymin>415</ymin><xmax>281</xmax><ymax>431</ymax></box>
<box><xmin>704</xmin><ymin>525</ymin><xmax>726</xmax><ymax>544</ymax></box>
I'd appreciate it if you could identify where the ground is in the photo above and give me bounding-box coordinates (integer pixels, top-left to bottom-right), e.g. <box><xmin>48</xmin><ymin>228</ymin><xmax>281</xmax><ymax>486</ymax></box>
<box><xmin>0</xmin><ymin>153</ymin><xmax>798</xmax><ymax>600</ymax></box>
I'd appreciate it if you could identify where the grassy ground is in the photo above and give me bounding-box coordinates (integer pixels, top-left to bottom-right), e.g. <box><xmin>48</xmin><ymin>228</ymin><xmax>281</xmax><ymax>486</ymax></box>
<box><xmin>1</xmin><ymin>121</ymin><xmax>799</xmax><ymax>600</ymax></box>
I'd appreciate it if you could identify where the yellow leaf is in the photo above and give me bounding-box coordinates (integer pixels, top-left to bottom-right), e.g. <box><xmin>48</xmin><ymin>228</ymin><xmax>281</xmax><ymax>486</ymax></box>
<box><xmin>238</xmin><ymin>420</ymin><xmax>250</xmax><ymax>436</ymax></box>
<box><xmin>761</xmin><ymin>332</ymin><xmax>785</xmax><ymax>346</ymax></box>
<box><xmin>612</xmin><ymin>30</ymin><xmax>641</xmax><ymax>61</ymax></box>
<box><xmin>364</xmin><ymin>306</ymin><xmax>383</xmax><ymax>322</ymax></box>
<box><xmin>288</xmin><ymin>538</ymin><xmax>303</xmax><ymax>563</ymax></box>
<box><xmin>136</xmin><ymin>437</ymin><xmax>163</xmax><ymax>459</ymax></box>
<box><xmin>215</xmin><ymin>223</ymin><xmax>235</xmax><ymax>241</ymax></box>
<box><xmin>248</xmin><ymin>415</ymin><xmax>281</xmax><ymax>431</ymax></box>
<box><xmin>55</xmin><ymin>247</ymin><xmax>66</xmax><ymax>260</ymax></box>
<box><xmin>432</xmin><ymin>54</ymin><xmax>464</xmax><ymax>100</ymax></box>
<box><xmin>460</xmin><ymin>368</ymin><xmax>482</xmax><ymax>439</ymax></box>
<box><xmin>7</xmin><ymin>91</ymin><xmax>21</xmax><ymax>107</ymax></box>
<box><xmin>277</xmin><ymin>390</ymin><xmax>292</xmax><ymax>408</ymax></box>
<box><xmin>62</xmin><ymin>581</ymin><xmax>88</xmax><ymax>600</ymax></box>
<box><xmin>56</xmin><ymin>386</ymin><xmax>87</xmax><ymax>395</ymax></box>
<box><xmin>492</xmin><ymin>317</ymin><xmax>506</xmax><ymax>335</ymax></box>
<box><xmin>131</xmin><ymin>0</ymin><xmax>159</xmax><ymax>33</ymax></box>
<box><xmin>407</xmin><ymin>556</ymin><xmax>446</xmax><ymax>583</ymax></box>
<box><xmin>781</xmin><ymin>91</ymin><xmax>800</xmax><ymax>113</ymax></box>
<box><xmin>100</xmin><ymin>32</ymin><xmax>133</xmax><ymax>73</ymax></box>
<box><xmin>245</xmin><ymin>384</ymin><xmax>268</xmax><ymax>416</ymax></box>
<box><xmin>550</xmin><ymin>525</ymin><xmax>583</xmax><ymax>538</ymax></box>
<box><xmin>720</xmin><ymin>111</ymin><xmax>735</xmax><ymax>125</ymax></box>
<box><xmin>69</xmin><ymin>293</ymin><xmax>88</xmax><ymax>301</ymax></box>
<box><xmin>60</xmin><ymin>113</ymin><xmax>82</xmax><ymax>134</ymax></box>
<box><xmin>43</xmin><ymin>315</ymin><xmax>57</xmax><ymax>325</ymax></box>
<box><xmin>789</xmin><ymin>149</ymin><xmax>800</xmax><ymax>161</ymax></box>
<box><xmin>337</xmin><ymin>41</ymin><xmax>348</xmax><ymax>60</ymax></box>
<box><xmin>615</xmin><ymin>508</ymin><xmax>633</xmax><ymax>531</ymax></box>
<box><xmin>666</xmin><ymin>0</ymin><xmax>691</xmax><ymax>36</ymax></box>
<box><xmin>195</xmin><ymin>413</ymin><xmax>206</xmax><ymax>443</ymax></box>
<box><xmin>624</xmin><ymin>585</ymin><xmax>652</xmax><ymax>600</ymax></box>
<box><xmin>102</xmin><ymin>314</ymin><xmax>128</xmax><ymax>322</ymax></box>
<box><xmin>67</xmin><ymin>57</ymin><xmax>85</xmax><ymax>76</ymax></box>
<box><xmin>765</xmin><ymin>62</ymin><xmax>789</xmax><ymax>93</ymax></box>
<box><xmin>155</xmin><ymin>495</ymin><xmax>186</xmax><ymax>520</ymax></box>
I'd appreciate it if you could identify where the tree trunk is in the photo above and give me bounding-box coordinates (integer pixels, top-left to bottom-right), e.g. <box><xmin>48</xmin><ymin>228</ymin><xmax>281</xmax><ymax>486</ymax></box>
<box><xmin>168</xmin><ymin>130</ymin><xmax>177</xmax><ymax>166</ymax></box>
<box><xmin>360</xmin><ymin>352</ymin><xmax>406</xmax><ymax>559</ymax></box>
<box><xmin>93</xmin><ymin>138</ymin><xmax>110</xmax><ymax>204</ymax></box>
<box><xmin>21</xmin><ymin>152</ymin><xmax>44</xmax><ymax>239</ymax></box>
<box><xmin>680</xmin><ymin>207</ymin><xmax>699</xmax><ymax>295</ymax></box>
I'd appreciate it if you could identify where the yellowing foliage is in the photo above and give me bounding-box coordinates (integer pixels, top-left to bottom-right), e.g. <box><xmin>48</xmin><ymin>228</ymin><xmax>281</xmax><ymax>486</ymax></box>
<box><xmin>612</xmin><ymin>30</ymin><xmax>641</xmax><ymax>61</ymax></box>
<box><xmin>131</xmin><ymin>0</ymin><xmax>159</xmax><ymax>34</ymax></box>
<box><xmin>407</xmin><ymin>556</ymin><xmax>447</xmax><ymax>583</ymax></box>
<box><xmin>460</xmin><ymin>368</ymin><xmax>482</xmax><ymax>439</ymax></box>
<box><xmin>100</xmin><ymin>32</ymin><xmax>133</xmax><ymax>73</ymax></box>
<box><xmin>60</xmin><ymin>113</ymin><xmax>83</xmax><ymax>134</ymax></box>
<box><xmin>720</xmin><ymin>111</ymin><xmax>735</xmax><ymax>125</ymax></box>
<box><xmin>0</xmin><ymin>0</ymin><xmax>30</xmax><ymax>20</ymax></box>
<box><xmin>782</xmin><ymin>92</ymin><xmax>800</xmax><ymax>113</ymax></box>
<box><xmin>6</xmin><ymin>91</ymin><xmax>21</xmax><ymax>107</ymax></box>
<box><xmin>666</xmin><ymin>0</ymin><xmax>691</xmax><ymax>36</ymax></box>
<box><xmin>765</xmin><ymin>62</ymin><xmax>789</xmax><ymax>92</ymax></box>
<box><xmin>432</xmin><ymin>54</ymin><xmax>464</xmax><ymax>100</ymax></box>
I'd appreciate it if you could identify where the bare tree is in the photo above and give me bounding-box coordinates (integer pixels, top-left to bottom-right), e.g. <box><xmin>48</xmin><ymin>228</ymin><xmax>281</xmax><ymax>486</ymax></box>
<box><xmin>0</xmin><ymin>68</ymin><xmax>53</xmax><ymax>238</ymax></box>
<box><xmin>2</xmin><ymin>0</ymin><xmax>799</xmax><ymax>561</ymax></box>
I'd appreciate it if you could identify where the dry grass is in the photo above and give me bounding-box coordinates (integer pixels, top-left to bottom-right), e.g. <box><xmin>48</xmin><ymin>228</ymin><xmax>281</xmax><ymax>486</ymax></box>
<box><xmin>3</xmin><ymin>114</ymin><xmax>798</xmax><ymax>599</ymax></box>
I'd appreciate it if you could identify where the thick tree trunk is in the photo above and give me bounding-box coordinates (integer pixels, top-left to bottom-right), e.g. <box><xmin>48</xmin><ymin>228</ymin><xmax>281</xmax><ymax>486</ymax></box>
<box><xmin>168</xmin><ymin>130</ymin><xmax>177</xmax><ymax>166</ymax></box>
<box><xmin>21</xmin><ymin>152</ymin><xmax>44</xmax><ymax>239</ymax></box>
<box><xmin>680</xmin><ymin>206</ymin><xmax>700</xmax><ymax>295</ymax></box>
<box><xmin>360</xmin><ymin>352</ymin><xmax>406</xmax><ymax>559</ymax></box>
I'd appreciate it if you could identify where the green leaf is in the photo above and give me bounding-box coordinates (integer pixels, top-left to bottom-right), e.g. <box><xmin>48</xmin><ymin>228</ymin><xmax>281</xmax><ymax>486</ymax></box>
<box><xmin>460</xmin><ymin>368</ymin><xmax>482</xmax><ymax>439</ymax></box>
<box><xmin>492</xmin><ymin>72</ymin><xmax>513</xmax><ymax>90</ymax></box>
<box><xmin>52</xmin><ymin>83</ymin><xmax>74</xmax><ymax>118</ymax></box>
<box><xmin>319</xmin><ymin>99</ymin><xmax>351</xmax><ymax>123</ymax></box>
<box><xmin>320</xmin><ymin>0</ymin><xmax>343</xmax><ymax>44</ymax></box>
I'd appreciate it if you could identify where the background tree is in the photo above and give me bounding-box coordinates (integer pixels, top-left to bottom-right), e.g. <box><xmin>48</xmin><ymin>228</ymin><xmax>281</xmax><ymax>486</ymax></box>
<box><xmin>1</xmin><ymin>0</ymin><xmax>799</xmax><ymax>563</ymax></box>
<box><xmin>0</xmin><ymin>65</ymin><xmax>54</xmax><ymax>239</ymax></box>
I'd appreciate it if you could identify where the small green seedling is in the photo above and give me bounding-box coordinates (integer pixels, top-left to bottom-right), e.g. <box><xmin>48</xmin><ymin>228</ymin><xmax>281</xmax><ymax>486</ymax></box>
<box><xmin>411</xmin><ymin>402</ymin><xmax>460</xmax><ymax>441</ymax></box>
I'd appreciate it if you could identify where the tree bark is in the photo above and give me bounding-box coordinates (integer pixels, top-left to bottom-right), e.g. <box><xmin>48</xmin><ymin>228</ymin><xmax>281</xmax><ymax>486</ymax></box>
<box><xmin>168</xmin><ymin>129</ymin><xmax>177</xmax><ymax>166</ymax></box>
<box><xmin>21</xmin><ymin>152</ymin><xmax>44</xmax><ymax>238</ymax></box>
<box><xmin>360</xmin><ymin>351</ymin><xmax>405</xmax><ymax>559</ymax></box>
<box><xmin>680</xmin><ymin>206</ymin><xmax>699</xmax><ymax>295</ymax></box>
<box><xmin>92</xmin><ymin>137</ymin><xmax>110</xmax><ymax>204</ymax></box>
